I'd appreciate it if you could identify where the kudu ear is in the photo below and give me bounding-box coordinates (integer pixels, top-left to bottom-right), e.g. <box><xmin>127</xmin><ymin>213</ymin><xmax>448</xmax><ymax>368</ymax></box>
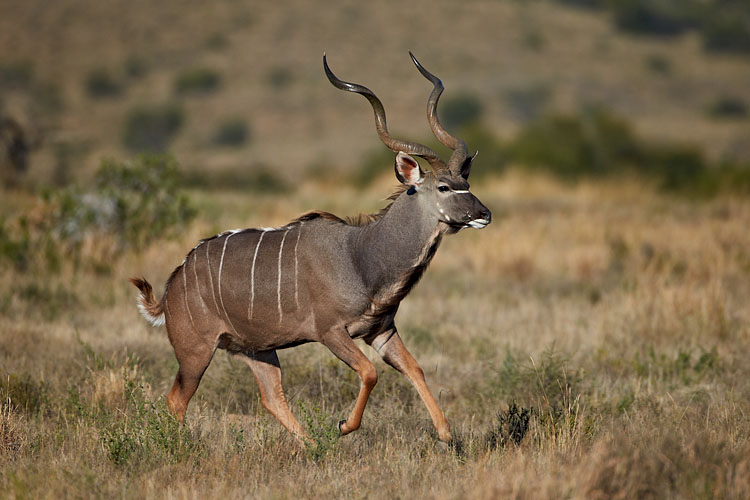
<box><xmin>394</xmin><ymin>151</ymin><xmax>424</xmax><ymax>186</ymax></box>
<box><xmin>459</xmin><ymin>151</ymin><xmax>478</xmax><ymax>180</ymax></box>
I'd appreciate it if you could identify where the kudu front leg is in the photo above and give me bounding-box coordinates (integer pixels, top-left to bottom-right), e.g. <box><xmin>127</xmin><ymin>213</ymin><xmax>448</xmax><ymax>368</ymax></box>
<box><xmin>366</xmin><ymin>328</ymin><xmax>452</xmax><ymax>442</ymax></box>
<box><xmin>320</xmin><ymin>328</ymin><xmax>378</xmax><ymax>435</ymax></box>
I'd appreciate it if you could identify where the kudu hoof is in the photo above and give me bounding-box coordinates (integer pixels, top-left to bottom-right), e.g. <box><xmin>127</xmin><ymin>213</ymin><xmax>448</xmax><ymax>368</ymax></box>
<box><xmin>338</xmin><ymin>419</ymin><xmax>347</xmax><ymax>435</ymax></box>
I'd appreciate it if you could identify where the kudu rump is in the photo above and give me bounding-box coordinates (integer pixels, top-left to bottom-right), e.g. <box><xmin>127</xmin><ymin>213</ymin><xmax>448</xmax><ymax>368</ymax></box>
<box><xmin>131</xmin><ymin>53</ymin><xmax>491</xmax><ymax>445</ymax></box>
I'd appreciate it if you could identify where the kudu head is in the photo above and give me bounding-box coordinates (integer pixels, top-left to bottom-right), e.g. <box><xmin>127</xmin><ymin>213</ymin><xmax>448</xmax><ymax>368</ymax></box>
<box><xmin>324</xmin><ymin>52</ymin><xmax>491</xmax><ymax>232</ymax></box>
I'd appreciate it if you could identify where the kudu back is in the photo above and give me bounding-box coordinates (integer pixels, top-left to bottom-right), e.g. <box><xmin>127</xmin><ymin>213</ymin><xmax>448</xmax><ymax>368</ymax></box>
<box><xmin>131</xmin><ymin>53</ymin><xmax>491</xmax><ymax>445</ymax></box>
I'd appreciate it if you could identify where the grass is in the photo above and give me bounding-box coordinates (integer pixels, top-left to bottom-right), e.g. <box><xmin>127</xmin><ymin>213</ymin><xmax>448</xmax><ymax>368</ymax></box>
<box><xmin>1</xmin><ymin>170</ymin><xmax>749</xmax><ymax>498</ymax></box>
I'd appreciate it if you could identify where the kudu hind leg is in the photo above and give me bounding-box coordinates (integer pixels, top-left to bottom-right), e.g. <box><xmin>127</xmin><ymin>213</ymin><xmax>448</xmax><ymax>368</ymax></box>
<box><xmin>367</xmin><ymin>329</ymin><xmax>451</xmax><ymax>442</ymax></box>
<box><xmin>167</xmin><ymin>343</ymin><xmax>216</xmax><ymax>424</ymax></box>
<box><xmin>234</xmin><ymin>350</ymin><xmax>310</xmax><ymax>445</ymax></box>
<box><xmin>321</xmin><ymin>328</ymin><xmax>378</xmax><ymax>435</ymax></box>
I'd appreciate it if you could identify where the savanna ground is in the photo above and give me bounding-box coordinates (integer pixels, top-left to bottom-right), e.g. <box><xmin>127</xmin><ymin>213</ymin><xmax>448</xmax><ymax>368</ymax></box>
<box><xmin>2</xmin><ymin>0</ymin><xmax>750</xmax><ymax>497</ymax></box>
<box><xmin>2</xmin><ymin>167</ymin><xmax>749</xmax><ymax>498</ymax></box>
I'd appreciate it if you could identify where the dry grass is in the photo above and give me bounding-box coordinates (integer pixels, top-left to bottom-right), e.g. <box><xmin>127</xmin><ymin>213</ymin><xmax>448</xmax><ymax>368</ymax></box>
<box><xmin>2</xmin><ymin>0</ymin><xmax>750</xmax><ymax>183</ymax></box>
<box><xmin>1</xmin><ymin>170</ymin><xmax>749</xmax><ymax>498</ymax></box>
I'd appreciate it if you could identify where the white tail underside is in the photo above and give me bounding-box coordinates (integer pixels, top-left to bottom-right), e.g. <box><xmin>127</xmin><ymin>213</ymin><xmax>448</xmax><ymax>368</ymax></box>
<box><xmin>136</xmin><ymin>298</ymin><xmax>165</xmax><ymax>327</ymax></box>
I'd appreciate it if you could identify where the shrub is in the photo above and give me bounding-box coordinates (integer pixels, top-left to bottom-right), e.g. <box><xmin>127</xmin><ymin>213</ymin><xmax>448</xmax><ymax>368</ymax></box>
<box><xmin>213</xmin><ymin>118</ymin><xmax>250</xmax><ymax>147</ymax></box>
<box><xmin>484</xmin><ymin>402</ymin><xmax>532</xmax><ymax>450</ymax></box>
<box><xmin>510</xmin><ymin>108</ymin><xmax>641</xmax><ymax>179</ymax></box>
<box><xmin>551</xmin><ymin>0</ymin><xmax>750</xmax><ymax>55</ymax></box>
<box><xmin>456</xmin><ymin>124</ymin><xmax>508</xmax><ymax>178</ymax></box>
<box><xmin>297</xmin><ymin>401</ymin><xmax>339</xmax><ymax>462</ymax></box>
<box><xmin>554</xmin><ymin>0</ymin><xmax>607</xmax><ymax>8</ymax></box>
<box><xmin>701</xmin><ymin>3</ymin><xmax>750</xmax><ymax>54</ymax></box>
<box><xmin>439</xmin><ymin>92</ymin><xmax>484</xmax><ymax>131</ymax></box>
<box><xmin>101</xmin><ymin>379</ymin><xmax>202</xmax><ymax>467</ymax></box>
<box><xmin>353</xmin><ymin>148</ymin><xmax>395</xmax><ymax>187</ymax></box>
<box><xmin>174</xmin><ymin>68</ymin><xmax>221</xmax><ymax>95</ymax></box>
<box><xmin>78</xmin><ymin>154</ymin><xmax>196</xmax><ymax>250</ymax></box>
<box><xmin>612</xmin><ymin>1</ymin><xmax>697</xmax><ymax>37</ymax></box>
<box><xmin>708</xmin><ymin>96</ymin><xmax>748</xmax><ymax>119</ymax></box>
<box><xmin>122</xmin><ymin>103</ymin><xmax>184</xmax><ymax>152</ymax></box>
<box><xmin>643</xmin><ymin>143</ymin><xmax>708</xmax><ymax>191</ymax></box>
<box><xmin>84</xmin><ymin>68</ymin><xmax>123</xmax><ymax>98</ymax></box>
<box><xmin>0</xmin><ymin>155</ymin><xmax>195</xmax><ymax>273</ymax></box>
<box><xmin>0</xmin><ymin>60</ymin><xmax>34</xmax><ymax>89</ymax></box>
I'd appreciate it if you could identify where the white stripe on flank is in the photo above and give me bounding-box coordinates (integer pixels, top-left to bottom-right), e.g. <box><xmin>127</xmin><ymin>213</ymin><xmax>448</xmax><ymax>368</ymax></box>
<box><xmin>182</xmin><ymin>262</ymin><xmax>197</xmax><ymax>330</ymax></box>
<box><xmin>293</xmin><ymin>222</ymin><xmax>303</xmax><ymax>310</ymax></box>
<box><xmin>218</xmin><ymin>233</ymin><xmax>239</xmax><ymax>334</ymax></box>
<box><xmin>277</xmin><ymin>228</ymin><xmax>290</xmax><ymax>323</ymax></box>
<box><xmin>192</xmin><ymin>252</ymin><xmax>208</xmax><ymax>313</ymax></box>
<box><xmin>248</xmin><ymin>231</ymin><xmax>266</xmax><ymax>320</ymax></box>
<box><xmin>205</xmin><ymin>240</ymin><xmax>220</xmax><ymax>315</ymax></box>
<box><xmin>164</xmin><ymin>299</ymin><xmax>172</xmax><ymax>323</ymax></box>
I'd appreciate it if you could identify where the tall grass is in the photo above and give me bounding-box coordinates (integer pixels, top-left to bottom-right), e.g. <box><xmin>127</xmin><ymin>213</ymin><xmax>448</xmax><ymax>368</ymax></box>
<box><xmin>1</xmin><ymin>170</ymin><xmax>749</xmax><ymax>498</ymax></box>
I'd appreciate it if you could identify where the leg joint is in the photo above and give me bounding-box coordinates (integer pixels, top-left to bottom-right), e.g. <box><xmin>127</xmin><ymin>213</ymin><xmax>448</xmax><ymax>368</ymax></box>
<box><xmin>361</xmin><ymin>363</ymin><xmax>378</xmax><ymax>388</ymax></box>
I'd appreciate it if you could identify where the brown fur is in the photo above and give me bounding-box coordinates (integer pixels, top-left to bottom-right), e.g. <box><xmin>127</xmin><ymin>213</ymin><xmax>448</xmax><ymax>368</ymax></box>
<box><xmin>129</xmin><ymin>55</ymin><xmax>491</xmax><ymax>448</ymax></box>
<box><xmin>129</xmin><ymin>276</ymin><xmax>163</xmax><ymax>318</ymax></box>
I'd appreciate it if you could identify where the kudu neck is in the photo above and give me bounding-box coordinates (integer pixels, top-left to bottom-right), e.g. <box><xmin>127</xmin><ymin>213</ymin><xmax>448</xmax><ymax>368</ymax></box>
<box><xmin>355</xmin><ymin>190</ymin><xmax>441</xmax><ymax>292</ymax></box>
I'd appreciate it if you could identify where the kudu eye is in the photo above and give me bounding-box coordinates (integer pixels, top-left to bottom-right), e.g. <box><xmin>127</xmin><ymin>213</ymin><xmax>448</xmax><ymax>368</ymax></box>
<box><xmin>438</xmin><ymin>185</ymin><xmax>450</xmax><ymax>193</ymax></box>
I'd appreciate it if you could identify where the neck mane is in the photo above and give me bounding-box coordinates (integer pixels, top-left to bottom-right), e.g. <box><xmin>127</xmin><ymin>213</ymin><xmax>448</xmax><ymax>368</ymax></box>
<box><xmin>351</xmin><ymin>188</ymin><xmax>443</xmax><ymax>325</ymax></box>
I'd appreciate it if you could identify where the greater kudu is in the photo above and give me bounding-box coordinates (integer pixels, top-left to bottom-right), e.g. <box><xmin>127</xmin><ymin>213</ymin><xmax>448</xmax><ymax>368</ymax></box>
<box><xmin>131</xmin><ymin>53</ymin><xmax>491</xmax><ymax>445</ymax></box>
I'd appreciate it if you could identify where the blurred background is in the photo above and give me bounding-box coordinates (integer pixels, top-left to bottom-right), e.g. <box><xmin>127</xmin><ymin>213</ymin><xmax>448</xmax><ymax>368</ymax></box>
<box><xmin>1</xmin><ymin>0</ymin><xmax>749</xmax><ymax>193</ymax></box>
<box><xmin>2</xmin><ymin>2</ymin><xmax>750</xmax><ymax>497</ymax></box>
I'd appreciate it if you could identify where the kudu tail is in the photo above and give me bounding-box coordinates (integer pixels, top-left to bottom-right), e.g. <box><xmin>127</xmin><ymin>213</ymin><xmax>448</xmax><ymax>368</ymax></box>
<box><xmin>129</xmin><ymin>277</ymin><xmax>165</xmax><ymax>327</ymax></box>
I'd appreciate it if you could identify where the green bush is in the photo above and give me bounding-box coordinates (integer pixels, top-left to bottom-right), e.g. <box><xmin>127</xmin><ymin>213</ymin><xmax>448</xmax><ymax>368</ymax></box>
<box><xmin>551</xmin><ymin>0</ymin><xmax>750</xmax><ymax>55</ymax></box>
<box><xmin>353</xmin><ymin>148</ymin><xmax>396</xmax><ymax>187</ymax></box>
<box><xmin>554</xmin><ymin>0</ymin><xmax>607</xmax><ymax>8</ymax></box>
<box><xmin>708</xmin><ymin>96</ymin><xmax>748</xmax><ymax>119</ymax></box>
<box><xmin>122</xmin><ymin>103</ymin><xmax>184</xmax><ymax>152</ymax></box>
<box><xmin>506</xmin><ymin>107</ymin><xmax>750</xmax><ymax>196</ymax></box>
<box><xmin>0</xmin><ymin>155</ymin><xmax>195</xmax><ymax>273</ymax></box>
<box><xmin>612</xmin><ymin>0</ymin><xmax>697</xmax><ymax>37</ymax></box>
<box><xmin>0</xmin><ymin>60</ymin><xmax>34</xmax><ymax>89</ymax></box>
<box><xmin>700</xmin><ymin>3</ymin><xmax>750</xmax><ymax>54</ymax></box>
<box><xmin>439</xmin><ymin>92</ymin><xmax>484</xmax><ymax>131</ymax></box>
<box><xmin>80</xmin><ymin>154</ymin><xmax>196</xmax><ymax>249</ymax></box>
<box><xmin>174</xmin><ymin>68</ymin><xmax>221</xmax><ymax>95</ymax></box>
<box><xmin>456</xmin><ymin>123</ymin><xmax>508</xmax><ymax>178</ymax></box>
<box><xmin>85</xmin><ymin>68</ymin><xmax>123</xmax><ymax>98</ymax></box>
<box><xmin>297</xmin><ymin>401</ymin><xmax>339</xmax><ymax>462</ymax></box>
<box><xmin>101</xmin><ymin>379</ymin><xmax>202</xmax><ymax>467</ymax></box>
<box><xmin>213</xmin><ymin>118</ymin><xmax>250</xmax><ymax>147</ymax></box>
<box><xmin>510</xmin><ymin>108</ymin><xmax>641</xmax><ymax>179</ymax></box>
